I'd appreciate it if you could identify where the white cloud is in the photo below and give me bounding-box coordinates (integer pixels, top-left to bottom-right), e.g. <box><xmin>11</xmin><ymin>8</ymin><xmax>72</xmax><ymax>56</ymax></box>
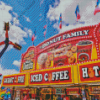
<box><xmin>24</xmin><ymin>15</ymin><xmax>31</xmax><ymax>22</ymax></box>
<box><xmin>28</xmin><ymin>29</ymin><xmax>33</xmax><ymax>37</ymax></box>
<box><xmin>54</xmin><ymin>0</ymin><xmax>59</xmax><ymax>7</ymax></box>
<box><xmin>12</xmin><ymin>12</ymin><xmax>18</xmax><ymax>17</ymax></box>
<box><xmin>0</xmin><ymin>2</ymin><xmax>12</xmax><ymax>22</ymax></box>
<box><xmin>24</xmin><ymin>28</ymin><xmax>33</xmax><ymax>37</ymax></box>
<box><xmin>13</xmin><ymin>17</ymin><xmax>20</xmax><ymax>25</ymax></box>
<box><xmin>0</xmin><ymin>64</ymin><xmax>19</xmax><ymax>77</ymax></box>
<box><xmin>47</xmin><ymin>0</ymin><xmax>100</xmax><ymax>33</ymax></box>
<box><xmin>13</xmin><ymin>60</ymin><xmax>21</xmax><ymax>67</ymax></box>
<box><xmin>9</xmin><ymin>25</ymin><xmax>27</xmax><ymax>44</ymax></box>
<box><xmin>0</xmin><ymin>1</ymin><xmax>33</xmax><ymax>51</ymax></box>
<box><xmin>26</xmin><ymin>17</ymin><xmax>31</xmax><ymax>22</ymax></box>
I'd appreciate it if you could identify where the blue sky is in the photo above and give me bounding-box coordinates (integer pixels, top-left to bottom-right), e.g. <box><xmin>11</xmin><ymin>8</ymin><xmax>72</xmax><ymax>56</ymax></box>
<box><xmin>0</xmin><ymin>0</ymin><xmax>100</xmax><ymax>77</ymax></box>
<box><xmin>0</xmin><ymin>0</ymin><xmax>59</xmax><ymax>77</ymax></box>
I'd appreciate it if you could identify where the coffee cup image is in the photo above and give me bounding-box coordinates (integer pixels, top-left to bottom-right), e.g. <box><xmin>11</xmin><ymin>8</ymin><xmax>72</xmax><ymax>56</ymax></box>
<box><xmin>78</xmin><ymin>53</ymin><xmax>89</xmax><ymax>62</ymax></box>
<box><xmin>77</xmin><ymin>40</ymin><xmax>93</xmax><ymax>62</ymax></box>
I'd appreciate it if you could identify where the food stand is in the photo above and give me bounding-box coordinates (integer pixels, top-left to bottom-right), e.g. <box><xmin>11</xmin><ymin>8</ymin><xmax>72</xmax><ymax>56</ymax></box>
<box><xmin>2</xmin><ymin>23</ymin><xmax>100</xmax><ymax>100</ymax></box>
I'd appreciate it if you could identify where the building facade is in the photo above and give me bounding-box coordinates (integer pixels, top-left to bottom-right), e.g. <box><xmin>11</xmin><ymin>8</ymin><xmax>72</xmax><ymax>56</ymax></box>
<box><xmin>2</xmin><ymin>23</ymin><xmax>100</xmax><ymax>100</ymax></box>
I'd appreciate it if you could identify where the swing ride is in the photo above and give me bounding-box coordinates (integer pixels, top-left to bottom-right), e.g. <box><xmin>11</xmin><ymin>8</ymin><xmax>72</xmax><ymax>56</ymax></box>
<box><xmin>0</xmin><ymin>22</ymin><xmax>22</xmax><ymax>58</ymax></box>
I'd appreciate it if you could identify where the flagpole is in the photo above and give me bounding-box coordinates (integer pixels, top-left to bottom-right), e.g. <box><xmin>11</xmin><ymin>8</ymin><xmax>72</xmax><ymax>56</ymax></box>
<box><xmin>31</xmin><ymin>28</ymin><xmax>36</xmax><ymax>46</ymax></box>
<box><xmin>44</xmin><ymin>19</ymin><xmax>48</xmax><ymax>41</ymax></box>
<box><xmin>45</xmin><ymin>35</ymin><xmax>46</xmax><ymax>40</ymax></box>
<box><xmin>61</xmin><ymin>28</ymin><xmax>62</xmax><ymax>33</ymax></box>
<box><xmin>45</xmin><ymin>18</ymin><xmax>48</xmax><ymax>40</ymax></box>
<box><xmin>33</xmin><ymin>41</ymin><xmax>34</xmax><ymax>46</ymax></box>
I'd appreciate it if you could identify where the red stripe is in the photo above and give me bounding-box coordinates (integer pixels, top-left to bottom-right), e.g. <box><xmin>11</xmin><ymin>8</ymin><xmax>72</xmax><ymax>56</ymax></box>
<box><xmin>0</xmin><ymin>41</ymin><xmax>5</xmax><ymax>45</ymax></box>
<box><xmin>59</xmin><ymin>23</ymin><xmax>62</xmax><ymax>29</ymax></box>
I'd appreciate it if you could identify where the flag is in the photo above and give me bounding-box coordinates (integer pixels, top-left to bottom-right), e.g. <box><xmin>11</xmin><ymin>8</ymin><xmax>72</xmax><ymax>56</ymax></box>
<box><xmin>94</xmin><ymin>0</ymin><xmax>100</xmax><ymax>15</ymax></box>
<box><xmin>44</xmin><ymin>30</ymin><xmax>46</xmax><ymax>36</ymax></box>
<box><xmin>31</xmin><ymin>28</ymin><xmax>36</xmax><ymax>45</ymax></box>
<box><xmin>59</xmin><ymin>13</ymin><xmax>62</xmax><ymax>29</ymax></box>
<box><xmin>75</xmin><ymin>5</ymin><xmax>80</xmax><ymax>21</ymax></box>
<box><xmin>31</xmin><ymin>34</ymin><xmax>35</xmax><ymax>46</ymax></box>
<box><xmin>44</xmin><ymin>25</ymin><xmax>47</xmax><ymax>29</ymax></box>
<box><xmin>43</xmin><ymin>25</ymin><xmax>47</xmax><ymax>37</ymax></box>
<box><xmin>31</xmin><ymin>34</ymin><xmax>35</xmax><ymax>41</ymax></box>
